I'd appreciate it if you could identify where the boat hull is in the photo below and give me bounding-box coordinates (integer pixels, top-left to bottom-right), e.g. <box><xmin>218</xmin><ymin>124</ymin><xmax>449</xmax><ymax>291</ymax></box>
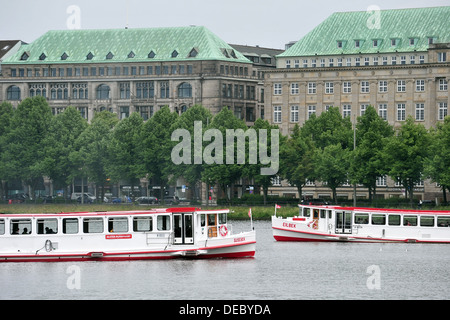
<box><xmin>0</xmin><ymin>235</ymin><xmax>256</xmax><ymax>262</ymax></box>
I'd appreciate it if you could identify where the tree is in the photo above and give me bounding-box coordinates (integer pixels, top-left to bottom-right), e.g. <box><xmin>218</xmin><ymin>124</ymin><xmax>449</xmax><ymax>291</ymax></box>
<box><xmin>3</xmin><ymin>97</ymin><xmax>52</xmax><ymax>199</ymax></box>
<box><xmin>424</xmin><ymin>116</ymin><xmax>450</xmax><ymax>203</ymax></box>
<box><xmin>201</xmin><ymin>107</ymin><xmax>247</xmax><ymax>204</ymax></box>
<box><xmin>279</xmin><ymin>124</ymin><xmax>315</xmax><ymax>201</ymax></box>
<box><xmin>141</xmin><ymin>106</ymin><xmax>179</xmax><ymax>200</ymax></box>
<box><xmin>384</xmin><ymin>117</ymin><xmax>430</xmax><ymax>205</ymax></box>
<box><xmin>0</xmin><ymin>102</ymin><xmax>14</xmax><ymax>199</ymax></box>
<box><xmin>244</xmin><ymin>118</ymin><xmax>281</xmax><ymax>205</ymax></box>
<box><xmin>170</xmin><ymin>105</ymin><xmax>212</xmax><ymax>201</ymax></box>
<box><xmin>351</xmin><ymin>106</ymin><xmax>394</xmax><ymax>201</ymax></box>
<box><xmin>314</xmin><ymin>143</ymin><xmax>351</xmax><ymax>203</ymax></box>
<box><xmin>106</xmin><ymin>112</ymin><xmax>144</xmax><ymax>199</ymax></box>
<box><xmin>39</xmin><ymin>107</ymin><xmax>88</xmax><ymax>194</ymax></box>
<box><xmin>72</xmin><ymin>111</ymin><xmax>119</xmax><ymax>201</ymax></box>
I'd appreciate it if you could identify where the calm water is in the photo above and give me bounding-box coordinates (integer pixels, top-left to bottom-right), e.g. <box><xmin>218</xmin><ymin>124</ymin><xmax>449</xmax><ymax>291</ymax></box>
<box><xmin>0</xmin><ymin>220</ymin><xmax>449</xmax><ymax>300</ymax></box>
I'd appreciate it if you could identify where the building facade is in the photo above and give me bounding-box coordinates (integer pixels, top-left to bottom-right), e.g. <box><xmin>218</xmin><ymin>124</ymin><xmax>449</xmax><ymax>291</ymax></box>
<box><xmin>264</xmin><ymin>7</ymin><xmax>450</xmax><ymax>202</ymax></box>
<box><xmin>0</xmin><ymin>26</ymin><xmax>262</xmax><ymax>124</ymax></box>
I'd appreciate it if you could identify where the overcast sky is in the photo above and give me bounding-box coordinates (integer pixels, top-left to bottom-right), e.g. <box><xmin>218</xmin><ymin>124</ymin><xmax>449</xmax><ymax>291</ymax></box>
<box><xmin>1</xmin><ymin>0</ymin><xmax>448</xmax><ymax>49</ymax></box>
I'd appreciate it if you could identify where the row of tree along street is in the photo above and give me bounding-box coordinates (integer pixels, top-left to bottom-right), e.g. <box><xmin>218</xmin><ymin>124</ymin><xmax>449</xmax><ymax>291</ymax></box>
<box><xmin>0</xmin><ymin>96</ymin><xmax>449</xmax><ymax>205</ymax></box>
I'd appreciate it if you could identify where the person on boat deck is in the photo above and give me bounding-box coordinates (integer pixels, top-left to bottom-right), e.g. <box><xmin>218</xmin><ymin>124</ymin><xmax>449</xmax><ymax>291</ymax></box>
<box><xmin>45</xmin><ymin>227</ymin><xmax>55</xmax><ymax>234</ymax></box>
<box><xmin>22</xmin><ymin>228</ymin><xmax>29</xmax><ymax>234</ymax></box>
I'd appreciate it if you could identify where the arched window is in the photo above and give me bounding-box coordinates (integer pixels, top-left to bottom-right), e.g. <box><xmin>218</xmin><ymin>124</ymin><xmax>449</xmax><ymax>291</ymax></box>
<box><xmin>96</xmin><ymin>84</ymin><xmax>110</xmax><ymax>99</ymax></box>
<box><xmin>7</xmin><ymin>85</ymin><xmax>21</xmax><ymax>100</ymax></box>
<box><xmin>178</xmin><ymin>82</ymin><xmax>192</xmax><ymax>98</ymax></box>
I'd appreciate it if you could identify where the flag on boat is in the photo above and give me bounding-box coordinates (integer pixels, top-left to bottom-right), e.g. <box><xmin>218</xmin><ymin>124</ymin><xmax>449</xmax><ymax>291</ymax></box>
<box><xmin>275</xmin><ymin>204</ymin><xmax>281</xmax><ymax>209</ymax></box>
<box><xmin>248</xmin><ymin>208</ymin><xmax>252</xmax><ymax>218</ymax></box>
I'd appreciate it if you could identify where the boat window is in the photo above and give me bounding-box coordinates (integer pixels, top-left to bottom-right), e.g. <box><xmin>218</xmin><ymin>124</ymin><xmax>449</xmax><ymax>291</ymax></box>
<box><xmin>108</xmin><ymin>217</ymin><xmax>128</xmax><ymax>233</ymax></box>
<box><xmin>388</xmin><ymin>215</ymin><xmax>401</xmax><ymax>226</ymax></box>
<box><xmin>0</xmin><ymin>219</ymin><xmax>4</xmax><ymax>235</ymax></box>
<box><xmin>37</xmin><ymin>218</ymin><xmax>58</xmax><ymax>234</ymax></box>
<box><xmin>403</xmin><ymin>215</ymin><xmax>417</xmax><ymax>226</ymax></box>
<box><xmin>437</xmin><ymin>216</ymin><xmax>450</xmax><ymax>227</ymax></box>
<box><xmin>83</xmin><ymin>218</ymin><xmax>104</xmax><ymax>233</ymax></box>
<box><xmin>10</xmin><ymin>219</ymin><xmax>32</xmax><ymax>235</ymax></box>
<box><xmin>320</xmin><ymin>210</ymin><xmax>326</xmax><ymax>218</ymax></box>
<box><xmin>420</xmin><ymin>216</ymin><xmax>435</xmax><ymax>227</ymax></box>
<box><xmin>372</xmin><ymin>214</ymin><xmax>386</xmax><ymax>225</ymax></box>
<box><xmin>207</xmin><ymin>214</ymin><xmax>216</xmax><ymax>226</ymax></box>
<box><xmin>157</xmin><ymin>215</ymin><xmax>170</xmax><ymax>231</ymax></box>
<box><xmin>133</xmin><ymin>216</ymin><xmax>153</xmax><ymax>232</ymax></box>
<box><xmin>328</xmin><ymin>210</ymin><xmax>332</xmax><ymax>219</ymax></box>
<box><xmin>63</xmin><ymin>218</ymin><xmax>78</xmax><ymax>234</ymax></box>
<box><xmin>355</xmin><ymin>213</ymin><xmax>369</xmax><ymax>224</ymax></box>
<box><xmin>219</xmin><ymin>213</ymin><xmax>227</xmax><ymax>224</ymax></box>
<box><xmin>303</xmin><ymin>208</ymin><xmax>310</xmax><ymax>217</ymax></box>
<box><xmin>200</xmin><ymin>214</ymin><xmax>206</xmax><ymax>227</ymax></box>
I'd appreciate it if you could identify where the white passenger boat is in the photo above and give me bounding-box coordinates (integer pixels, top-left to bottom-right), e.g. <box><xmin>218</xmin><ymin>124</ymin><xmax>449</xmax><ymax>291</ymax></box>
<box><xmin>272</xmin><ymin>204</ymin><xmax>450</xmax><ymax>243</ymax></box>
<box><xmin>0</xmin><ymin>207</ymin><xmax>256</xmax><ymax>262</ymax></box>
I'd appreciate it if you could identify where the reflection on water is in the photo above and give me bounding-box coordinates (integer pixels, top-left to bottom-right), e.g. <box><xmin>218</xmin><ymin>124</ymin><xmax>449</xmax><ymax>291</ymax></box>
<box><xmin>0</xmin><ymin>220</ymin><xmax>449</xmax><ymax>300</ymax></box>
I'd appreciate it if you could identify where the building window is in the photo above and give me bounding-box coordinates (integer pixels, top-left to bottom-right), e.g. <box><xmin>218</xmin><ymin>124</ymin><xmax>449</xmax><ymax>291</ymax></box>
<box><xmin>86</xmin><ymin>52</ymin><xmax>94</xmax><ymax>60</ymax></box>
<box><xmin>120</xmin><ymin>83</ymin><xmax>130</xmax><ymax>99</ymax></box>
<box><xmin>136</xmin><ymin>81</ymin><xmax>154</xmax><ymax>99</ymax></box>
<box><xmin>274</xmin><ymin>83</ymin><xmax>282</xmax><ymax>95</ymax></box>
<box><xmin>307</xmin><ymin>82</ymin><xmax>316</xmax><ymax>94</ymax></box>
<box><xmin>360</xmin><ymin>81</ymin><xmax>370</xmax><ymax>93</ymax></box>
<box><xmin>376</xmin><ymin>176</ymin><xmax>387</xmax><ymax>187</ymax></box>
<box><xmin>171</xmin><ymin>50</ymin><xmax>178</xmax><ymax>58</ymax></box>
<box><xmin>438</xmin><ymin>78</ymin><xmax>448</xmax><ymax>91</ymax></box>
<box><xmin>120</xmin><ymin>106</ymin><xmax>129</xmax><ymax>119</ymax></box>
<box><xmin>373</xmin><ymin>57</ymin><xmax>378</xmax><ymax>65</ymax></box>
<box><xmin>303</xmin><ymin>59</ymin><xmax>308</xmax><ymax>68</ymax></box>
<box><xmin>337</xmin><ymin>41</ymin><xmax>343</xmax><ymax>48</ymax></box>
<box><xmin>438</xmin><ymin>52</ymin><xmax>447</xmax><ymax>62</ymax></box>
<box><xmin>290</xmin><ymin>105</ymin><xmax>299</xmax><ymax>122</ymax></box>
<box><xmin>178</xmin><ymin>82</ymin><xmax>192</xmax><ymax>98</ymax></box>
<box><xmin>290</xmin><ymin>83</ymin><xmax>299</xmax><ymax>95</ymax></box>
<box><xmin>346</xmin><ymin>58</ymin><xmax>351</xmax><ymax>66</ymax></box>
<box><xmin>391</xmin><ymin>56</ymin><xmax>397</xmax><ymax>65</ymax></box>
<box><xmin>96</xmin><ymin>84</ymin><xmax>110</xmax><ymax>99</ymax></box>
<box><xmin>308</xmin><ymin>105</ymin><xmax>316</xmax><ymax>119</ymax></box>
<box><xmin>415</xmin><ymin>80</ymin><xmax>425</xmax><ymax>92</ymax></box>
<box><xmin>355</xmin><ymin>58</ymin><xmax>360</xmax><ymax>66</ymax></box>
<box><xmin>415</xmin><ymin>103</ymin><xmax>425</xmax><ymax>121</ymax></box>
<box><xmin>128</xmin><ymin>51</ymin><xmax>135</xmax><ymax>58</ymax></box>
<box><xmin>6</xmin><ymin>85</ymin><xmax>21</xmax><ymax>100</ymax></box>
<box><xmin>397</xmin><ymin>80</ymin><xmax>406</xmax><ymax>92</ymax></box>
<box><xmin>106</xmin><ymin>52</ymin><xmax>114</xmax><ymax>59</ymax></box>
<box><xmin>325</xmin><ymin>82</ymin><xmax>334</xmax><ymax>94</ymax></box>
<box><xmin>378</xmin><ymin>104</ymin><xmax>387</xmax><ymax>120</ymax></box>
<box><xmin>311</xmin><ymin>59</ymin><xmax>316</xmax><ymax>67</ymax></box>
<box><xmin>419</xmin><ymin>55</ymin><xmax>425</xmax><ymax>64</ymax></box>
<box><xmin>273</xmin><ymin>106</ymin><xmax>282</xmax><ymax>123</ymax></box>
<box><xmin>285</xmin><ymin>60</ymin><xmax>291</xmax><ymax>68</ymax></box>
<box><xmin>343</xmin><ymin>82</ymin><xmax>351</xmax><ymax>93</ymax></box>
<box><xmin>438</xmin><ymin>102</ymin><xmax>448</xmax><ymax>120</ymax></box>
<box><xmin>360</xmin><ymin>104</ymin><xmax>369</xmax><ymax>116</ymax></box>
<box><xmin>72</xmin><ymin>83</ymin><xmax>88</xmax><ymax>99</ymax></box>
<box><xmin>400</xmin><ymin>56</ymin><xmax>406</xmax><ymax>65</ymax></box>
<box><xmin>355</xmin><ymin>40</ymin><xmax>360</xmax><ymax>48</ymax></box>
<box><xmin>397</xmin><ymin>103</ymin><xmax>406</xmax><ymax>121</ymax></box>
<box><xmin>343</xmin><ymin>105</ymin><xmax>351</xmax><ymax>118</ymax></box>
<box><xmin>379</xmin><ymin>80</ymin><xmax>388</xmax><ymax>93</ymax></box>
<box><xmin>160</xmin><ymin>81</ymin><xmax>170</xmax><ymax>98</ymax></box>
<box><xmin>410</xmin><ymin>55</ymin><xmax>416</xmax><ymax>64</ymax></box>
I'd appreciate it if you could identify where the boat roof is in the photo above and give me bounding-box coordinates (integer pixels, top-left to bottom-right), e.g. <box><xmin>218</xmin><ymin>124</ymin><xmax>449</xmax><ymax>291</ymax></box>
<box><xmin>298</xmin><ymin>204</ymin><xmax>450</xmax><ymax>215</ymax></box>
<box><xmin>0</xmin><ymin>207</ymin><xmax>230</xmax><ymax>218</ymax></box>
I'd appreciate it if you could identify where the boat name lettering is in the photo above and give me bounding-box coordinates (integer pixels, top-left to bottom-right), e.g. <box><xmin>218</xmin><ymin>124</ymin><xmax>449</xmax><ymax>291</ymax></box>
<box><xmin>105</xmin><ymin>234</ymin><xmax>132</xmax><ymax>240</ymax></box>
<box><xmin>282</xmin><ymin>222</ymin><xmax>296</xmax><ymax>228</ymax></box>
<box><xmin>234</xmin><ymin>237</ymin><xmax>246</xmax><ymax>243</ymax></box>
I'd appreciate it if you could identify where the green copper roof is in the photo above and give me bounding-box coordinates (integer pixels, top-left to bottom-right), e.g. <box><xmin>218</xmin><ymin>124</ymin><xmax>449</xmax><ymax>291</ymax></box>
<box><xmin>280</xmin><ymin>6</ymin><xmax>450</xmax><ymax>57</ymax></box>
<box><xmin>4</xmin><ymin>26</ymin><xmax>251</xmax><ymax>64</ymax></box>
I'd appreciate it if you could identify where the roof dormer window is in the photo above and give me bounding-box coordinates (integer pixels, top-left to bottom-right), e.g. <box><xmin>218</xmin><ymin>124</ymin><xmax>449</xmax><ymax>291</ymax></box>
<box><xmin>189</xmin><ymin>48</ymin><xmax>198</xmax><ymax>58</ymax></box>
<box><xmin>87</xmin><ymin>52</ymin><xmax>94</xmax><ymax>60</ymax></box>
<box><xmin>128</xmin><ymin>51</ymin><xmax>135</xmax><ymax>58</ymax></box>
<box><xmin>20</xmin><ymin>52</ymin><xmax>29</xmax><ymax>61</ymax></box>
<box><xmin>148</xmin><ymin>51</ymin><xmax>156</xmax><ymax>59</ymax></box>
<box><xmin>106</xmin><ymin>52</ymin><xmax>114</xmax><ymax>59</ymax></box>
<box><xmin>39</xmin><ymin>53</ymin><xmax>47</xmax><ymax>61</ymax></box>
<box><xmin>171</xmin><ymin>50</ymin><xmax>178</xmax><ymax>58</ymax></box>
<box><xmin>61</xmin><ymin>52</ymin><xmax>69</xmax><ymax>60</ymax></box>
<box><xmin>355</xmin><ymin>40</ymin><xmax>360</xmax><ymax>48</ymax></box>
<box><xmin>337</xmin><ymin>41</ymin><xmax>343</xmax><ymax>49</ymax></box>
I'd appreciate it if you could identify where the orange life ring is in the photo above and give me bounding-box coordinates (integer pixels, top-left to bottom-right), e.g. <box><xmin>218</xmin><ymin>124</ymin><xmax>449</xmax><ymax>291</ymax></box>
<box><xmin>219</xmin><ymin>225</ymin><xmax>228</xmax><ymax>237</ymax></box>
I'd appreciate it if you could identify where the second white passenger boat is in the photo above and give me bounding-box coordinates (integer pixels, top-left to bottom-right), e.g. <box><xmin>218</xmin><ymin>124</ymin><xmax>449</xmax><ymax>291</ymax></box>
<box><xmin>272</xmin><ymin>204</ymin><xmax>450</xmax><ymax>243</ymax></box>
<box><xmin>0</xmin><ymin>207</ymin><xmax>256</xmax><ymax>262</ymax></box>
